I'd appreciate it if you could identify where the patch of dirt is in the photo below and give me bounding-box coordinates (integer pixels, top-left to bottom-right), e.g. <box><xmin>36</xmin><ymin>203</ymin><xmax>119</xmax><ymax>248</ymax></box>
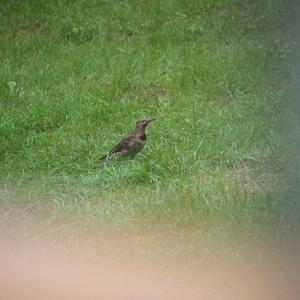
<box><xmin>196</xmin><ymin>163</ymin><xmax>281</xmax><ymax>195</ymax></box>
<box><xmin>115</xmin><ymin>85</ymin><xmax>168</xmax><ymax>102</ymax></box>
<box><xmin>223</xmin><ymin>163</ymin><xmax>280</xmax><ymax>194</ymax></box>
<box><xmin>21</xmin><ymin>19</ymin><xmax>48</xmax><ymax>34</ymax></box>
<box><xmin>139</xmin><ymin>86</ymin><xmax>168</xmax><ymax>101</ymax></box>
<box><xmin>23</xmin><ymin>20</ymin><xmax>41</xmax><ymax>30</ymax></box>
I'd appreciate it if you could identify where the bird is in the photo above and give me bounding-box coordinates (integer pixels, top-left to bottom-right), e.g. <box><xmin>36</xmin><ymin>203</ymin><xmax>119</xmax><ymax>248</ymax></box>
<box><xmin>100</xmin><ymin>118</ymin><xmax>156</xmax><ymax>161</ymax></box>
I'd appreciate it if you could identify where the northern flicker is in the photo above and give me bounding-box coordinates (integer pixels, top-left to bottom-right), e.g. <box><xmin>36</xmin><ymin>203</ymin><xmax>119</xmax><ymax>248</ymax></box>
<box><xmin>100</xmin><ymin>118</ymin><xmax>156</xmax><ymax>161</ymax></box>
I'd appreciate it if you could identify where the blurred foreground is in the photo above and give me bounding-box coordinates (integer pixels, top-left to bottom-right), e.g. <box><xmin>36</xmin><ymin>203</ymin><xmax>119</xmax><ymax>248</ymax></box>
<box><xmin>0</xmin><ymin>226</ymin><xmax>298</xmax><ymax>300</ymax></box>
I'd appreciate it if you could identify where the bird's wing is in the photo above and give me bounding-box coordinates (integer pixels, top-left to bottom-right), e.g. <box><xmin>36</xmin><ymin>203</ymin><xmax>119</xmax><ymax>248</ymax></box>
<box><xmin>110</xmin><ymin>134</ymin><xmax>134</xmax><ymax>154</ymax></box>
<box><xmin>100</xmin><ymin>134</ymin><xmax>134</xmax><ymax>161</ymax></box>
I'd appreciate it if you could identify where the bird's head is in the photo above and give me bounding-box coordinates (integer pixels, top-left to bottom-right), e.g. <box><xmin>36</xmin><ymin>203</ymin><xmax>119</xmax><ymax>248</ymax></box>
<box><xmin>135</xmin><ymin>118</ymin><xmax>156</xmax><ymax>129</ymax></box>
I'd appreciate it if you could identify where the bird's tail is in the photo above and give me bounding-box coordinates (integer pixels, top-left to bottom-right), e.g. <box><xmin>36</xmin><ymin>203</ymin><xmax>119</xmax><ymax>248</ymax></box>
<box><xmin>92</xmin><ymin>154</ymin><xmax>108</xmax><ymax>169</ymax></box>
<box><xmin>100</xmin><ymin>154</ymin><xmax>108</xmax><ymax>161</ymax></box>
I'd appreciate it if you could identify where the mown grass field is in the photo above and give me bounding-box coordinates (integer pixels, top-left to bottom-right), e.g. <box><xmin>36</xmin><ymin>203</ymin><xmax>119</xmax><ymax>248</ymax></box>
<box><xmin>0</xmin><ymin>0</ymin><xmax>289</xmax><ymax>259</ymax></box>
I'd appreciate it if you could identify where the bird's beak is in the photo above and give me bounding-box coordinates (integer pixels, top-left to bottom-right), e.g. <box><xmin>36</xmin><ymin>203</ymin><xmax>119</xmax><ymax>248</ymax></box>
<box><xmin>147</xmin><ymin>118</ymin><xmax>156</xmax><ymax>124</ymax></box>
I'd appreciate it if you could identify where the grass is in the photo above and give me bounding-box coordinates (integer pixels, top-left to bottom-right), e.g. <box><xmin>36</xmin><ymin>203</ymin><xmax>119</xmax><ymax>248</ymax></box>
<box><xmin>0</xmin><ymin>0</ymin><xmax>289</xmax><ymax>259</ymax></box>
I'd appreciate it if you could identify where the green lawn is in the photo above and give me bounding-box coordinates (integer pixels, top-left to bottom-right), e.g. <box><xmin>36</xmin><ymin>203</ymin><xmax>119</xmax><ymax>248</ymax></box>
<box><xmin>0</xmin><ymin>0</ymin><xmax>287</xmax><ymax>258</ymax></box>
